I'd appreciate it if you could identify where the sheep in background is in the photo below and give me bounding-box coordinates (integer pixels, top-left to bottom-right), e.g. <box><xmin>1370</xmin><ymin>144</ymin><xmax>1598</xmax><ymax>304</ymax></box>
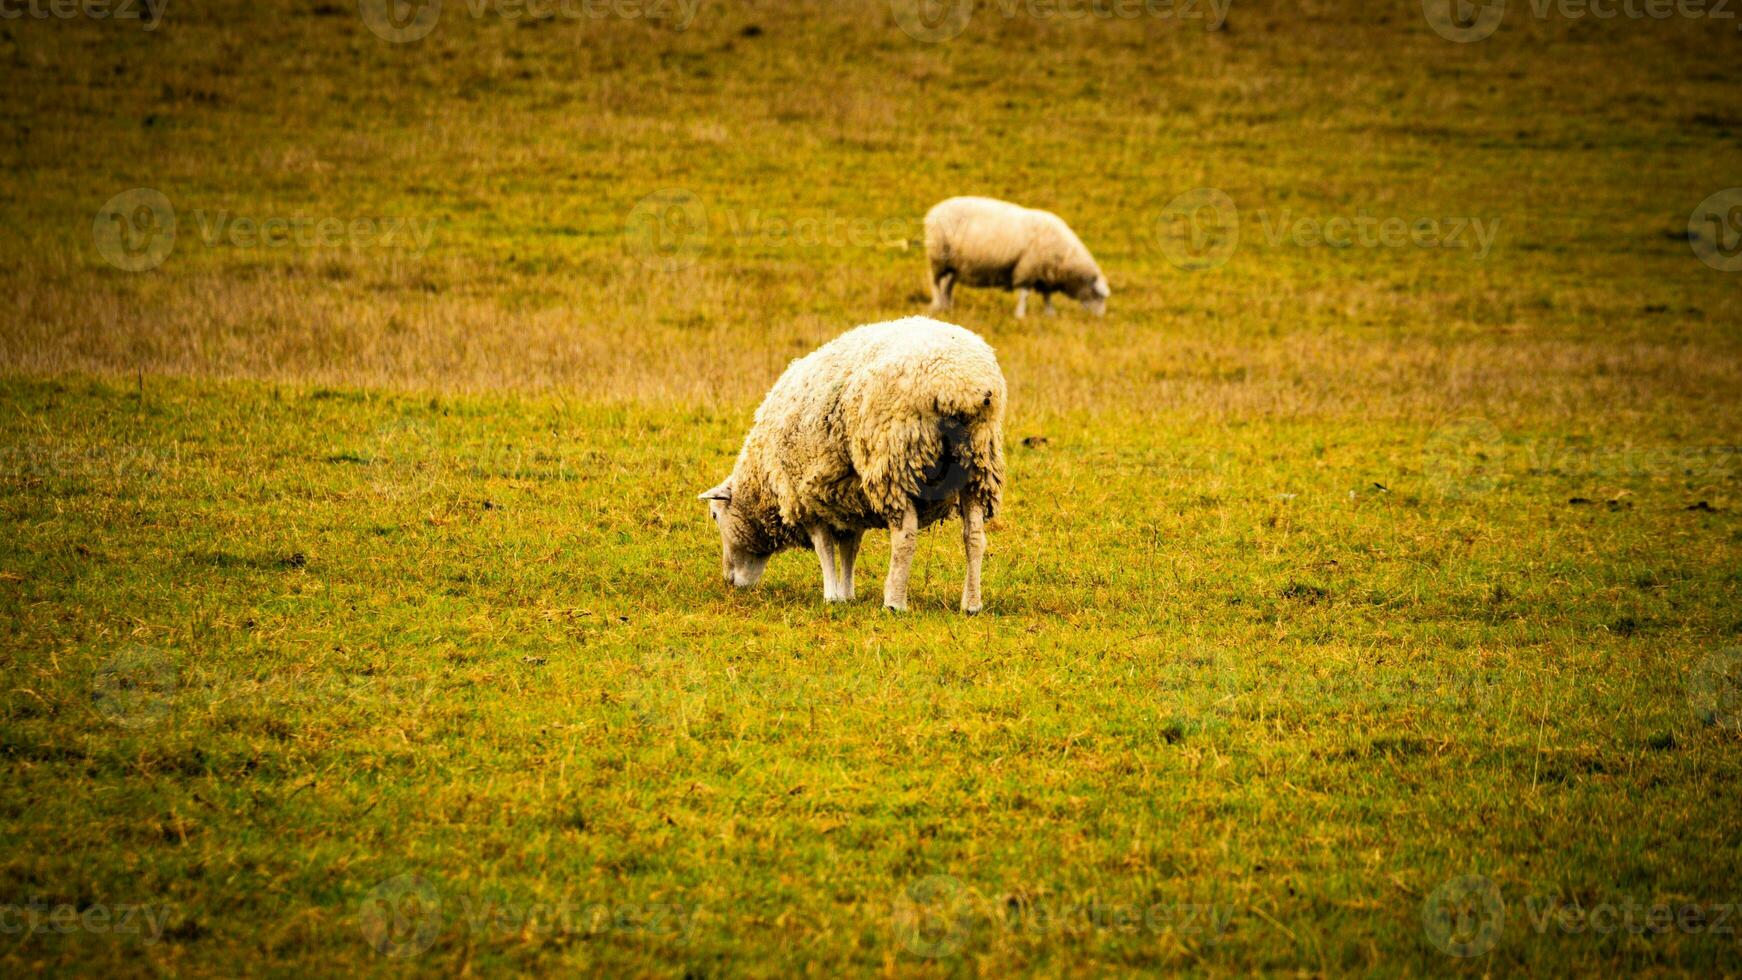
<box><xmin>924</xmin><ymin>196</ymin><xmax>1110</xmax><ymax>318</ymax></box>
<box><xmin>699</xmin><ymin>317</ymin><xmax>1006</xmax><ymax>614</ymax></box>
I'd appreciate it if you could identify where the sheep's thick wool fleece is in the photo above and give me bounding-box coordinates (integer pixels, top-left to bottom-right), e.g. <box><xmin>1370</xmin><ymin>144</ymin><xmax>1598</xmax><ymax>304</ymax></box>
<box><xmin>734</xmin><ymin>317</ymin><xmax>1006</xmax><ymax>535</ymax></box>
<box><xmin>924</xmin><ymin>196</ymin><xmax>1101</xmax><ymax>291</ymax></box>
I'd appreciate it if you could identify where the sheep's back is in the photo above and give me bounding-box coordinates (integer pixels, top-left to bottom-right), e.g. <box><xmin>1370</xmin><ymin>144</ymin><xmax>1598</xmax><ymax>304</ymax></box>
<box><xmin>745</xmin><ymin>318</ymin><xmax>1006</xmax><ymax>528</ymax></box>
<box><xmin>925</xmin><ymin>198</ymin><xmax>1036</xmax><ymax>283</ymax></box>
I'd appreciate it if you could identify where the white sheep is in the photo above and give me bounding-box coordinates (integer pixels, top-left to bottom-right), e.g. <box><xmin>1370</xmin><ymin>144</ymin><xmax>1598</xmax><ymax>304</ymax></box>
<box><xmin>699</xmin><ymin>317</ymin><xmax>1006</xmax><ymax>614</ymax></box>
<box><xmin>924</xmin><ymin>196</ymin><xmax>1110</xmax><ymax>318</ymax></box>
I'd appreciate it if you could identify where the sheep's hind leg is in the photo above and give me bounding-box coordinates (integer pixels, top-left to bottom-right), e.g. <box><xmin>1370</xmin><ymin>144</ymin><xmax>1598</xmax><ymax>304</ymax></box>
<box><xmin>810</xmin><ymin>527</ymin><xmax>842</xmax><ymax>602</ymax></box>
<box><xmin>883</xmin><ymin>504</ymin><xmax>919</xmax><ymax>612</ymax></box>
<box><xmin>930</xmin><ymin>271</ymin><xmax>955</xmax><ymax>312</ymax></box>
<box><xmin>837</xmin><ymin>530</ymin><xmax>863</xmax><ymax>602</ymax></box>
<box><xmin>1014</xmin><ymin>288</ymin><xmax>1028</xmax><ymax>319</ymax></box>
<box><xmin>960</xmin><ymin>499</ymin><xmax>986</xmax><ymax>615</ymax></box>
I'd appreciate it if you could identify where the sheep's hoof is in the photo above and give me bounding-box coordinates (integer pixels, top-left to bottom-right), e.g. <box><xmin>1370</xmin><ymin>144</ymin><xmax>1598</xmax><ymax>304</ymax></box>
<box><xmin>962</xmin><ymin>605</ymin><xmax>982</xmax><ymax>616</ymax></box>
<box><xmin>883</xmin><ymin>603</ymin><xmax>907</xmax><ymax>614</ymax></box>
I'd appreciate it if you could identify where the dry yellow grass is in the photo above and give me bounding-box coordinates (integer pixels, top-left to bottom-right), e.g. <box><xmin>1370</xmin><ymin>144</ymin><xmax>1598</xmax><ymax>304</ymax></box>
<box><xmin>5</xmin><ymin>251</ymin><xmax>1739</xmax><ymax>422</ymax></box>
<box><xmin>2</xmin><ymin>0</ymin><xmax>1737</xmax><ymax>424</ymax></box>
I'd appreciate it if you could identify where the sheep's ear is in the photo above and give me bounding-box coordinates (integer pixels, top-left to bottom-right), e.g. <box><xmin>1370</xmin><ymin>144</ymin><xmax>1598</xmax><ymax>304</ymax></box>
<box><xmin>698</xmin><ymin>481</ymin><xmax>732</xmax><ymax>502</ymax></box>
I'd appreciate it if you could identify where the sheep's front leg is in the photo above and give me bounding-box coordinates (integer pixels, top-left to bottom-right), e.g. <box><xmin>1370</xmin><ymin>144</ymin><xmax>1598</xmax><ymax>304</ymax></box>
<box><xmin>1043</xmin><ymin>293</ymin><xmax>1058</xmax><ymax>316</ymax></box>
<box><xmin>837</xmin><ymin>530</ymin><xmax>863</xmax><ymax>602</ymax></box>
<box><xmin>810</xmin><ymin>526</ymin><xmax>842</xmax><ymax>602</ymax></box>
<box><xmin>960</xmin><ymin>499</ymin><xmax>986</xmax><ymax>615</ymax></box>
<box><xmin>1014</xmin><ymin>288</ymin><xmax>1028</xmax><ymax>319</ymax></box>
<box><xmin>883</xmin><ymin>504</ymin><xmax>919</xmax><ymax>612</ymax></box>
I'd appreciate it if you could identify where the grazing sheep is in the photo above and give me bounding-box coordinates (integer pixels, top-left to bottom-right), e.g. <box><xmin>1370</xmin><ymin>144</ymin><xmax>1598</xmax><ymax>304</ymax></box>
<box><xmin>699</xmin><ymin>317</ymin><xmax>1006</xmax><ymax>614</ymax></box>
<box><xmin>924</xmin><ymin>196</ymin><xmax>1110</xmax><ymax>318</ymax></box>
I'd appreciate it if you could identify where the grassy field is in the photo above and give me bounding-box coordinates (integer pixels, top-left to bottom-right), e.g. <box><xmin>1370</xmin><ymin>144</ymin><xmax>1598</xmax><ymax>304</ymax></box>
<box><xmin>3</xmin><ymin>0</ymin><xmax>1742</xmax><ymax>974</ymax></box>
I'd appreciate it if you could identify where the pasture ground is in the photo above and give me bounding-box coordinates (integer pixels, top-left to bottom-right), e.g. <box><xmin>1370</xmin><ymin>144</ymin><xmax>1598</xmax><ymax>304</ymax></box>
<box><xmin>2</xmin><ymin>0</ymin><xmax>1740</xmax><ymax>973</ymax></box>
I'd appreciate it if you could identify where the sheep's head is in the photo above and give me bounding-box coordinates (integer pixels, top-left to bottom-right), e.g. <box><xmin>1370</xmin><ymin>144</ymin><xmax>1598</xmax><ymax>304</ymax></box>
<box><xmin>699</xmin><ymin>481</ymin><xmax>770</xmax><ymax>588</ymax></box>
<box><xmin>1072</xmin><ymin>275</ymin><xmax>1110</xmax><ymax>316</ymax></box>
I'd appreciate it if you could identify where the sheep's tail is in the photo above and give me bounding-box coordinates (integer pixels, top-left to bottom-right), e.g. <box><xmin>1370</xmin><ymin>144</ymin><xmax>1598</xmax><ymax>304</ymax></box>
<box><xmin>913</xmin><ymin>382</ymin><xmax>1005</xmax><ymax>520</ymax></box>
<box><xmin>923</xmin><ymin>213</ymin><xmax>953</xmax><ymax>276</ymax></box>
<box><xmin>850</xmin><ymin>340</ymin><xmax>1006</xmax><ymax>522</ymax></box>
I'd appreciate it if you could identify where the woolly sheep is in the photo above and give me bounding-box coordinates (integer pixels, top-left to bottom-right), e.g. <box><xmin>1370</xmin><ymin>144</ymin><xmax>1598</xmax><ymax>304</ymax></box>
<box><xmin>924</xmin><ymin>196</ymin><xmax>1110</xmax><ymax>319</ymax></box>
<box><xmin>699</xmin><ymin>317</ymin><xmax>1006</xmax><ymax>614</ymax></box>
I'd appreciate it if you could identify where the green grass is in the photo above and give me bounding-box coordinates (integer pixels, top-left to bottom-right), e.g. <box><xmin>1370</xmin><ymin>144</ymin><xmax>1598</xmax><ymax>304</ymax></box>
<box><xmin>2</xmin><ymin>377</ymin><xmax>1739</xmax><ymax>974</ymax></box>
<box><xmin>2</xmin><ymin>0</ymin><xmax>1742</xmax><ymax>973</ymax></box>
